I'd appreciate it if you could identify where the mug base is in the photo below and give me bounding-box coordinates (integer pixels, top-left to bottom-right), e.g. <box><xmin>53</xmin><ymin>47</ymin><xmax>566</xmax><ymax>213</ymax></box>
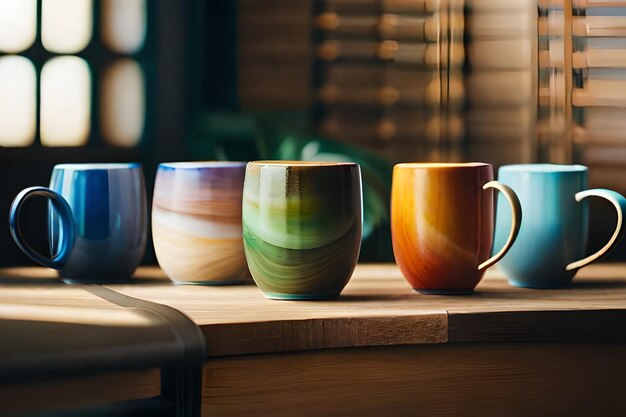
<box><xmin>415</xmin><ymin>288</ymin><xmax>475</xmax><ymax>295</ymax></box>
<box><xmin>61</xmin><ymin>277</ymin><xmax>133</xmax><ymax>285</ymax></box>
<box><xmin>508</xmin><ymin>280</ymin><xmax>571</xmax><ymax>290</ymax></box>
<box><xmin>262</xmin><ymin>291</ymin><xmax>339</xmax><ymax>301</ymax></box>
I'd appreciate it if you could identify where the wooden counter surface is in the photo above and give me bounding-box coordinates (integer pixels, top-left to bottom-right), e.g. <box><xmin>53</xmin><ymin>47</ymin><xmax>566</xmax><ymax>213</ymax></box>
<box><xmin>109</xmin><ymin>263</ymin><xmax>626</xmax><ymax>356</ymax></box>
<box><xmin>2</xmin><ymin>264</ymin><xmax>626</xmax><ymax>416</ymax></box>
<box><xmin>3</xmin><ymin>264</ymin><xmax>625</xmax><ymax>357</ymax></box>
<box><xmin>0</xmin><ymin>269</ymin><xmax>203</xmax><ymax>416</ymax></box>
<box><xmin>107</xmin><ymin>264</ymin><xmax>626</xmax><ymax>417</ymax></box>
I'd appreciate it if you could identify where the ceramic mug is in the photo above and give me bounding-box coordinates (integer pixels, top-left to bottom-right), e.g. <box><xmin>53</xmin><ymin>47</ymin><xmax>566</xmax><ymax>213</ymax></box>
<box><xmin>494</xmin><ymin>164</ymin><xmax>626</xmax><ymax>288</ymax></box>
<box><xmin>9</xmin><ymin>163</ymin><xmax>147</xmax><ymax>283</ymax></box>
<box><xmin>391</xmin><ymin>162</ymin><xmax>522</xmax><ymax>294</ymax></box>
<box><xmin>242</xmin><ymin>161</ymin><xmax>362</xmax><ymax>300</ymax></box>
<box><xmin>152</xmin><ymin>161</ymin><xmax>252</xmax><ymax>284</ymax></box>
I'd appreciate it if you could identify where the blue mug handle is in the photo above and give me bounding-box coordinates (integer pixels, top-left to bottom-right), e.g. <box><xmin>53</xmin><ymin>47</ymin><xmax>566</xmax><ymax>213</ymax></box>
<box><xmin>9</xmin><ymin>186</ymin><xmax>75</xmax><ymax>269</ymax></box>
<box><xmin>566</xmin><ymin>189</ymin><xmax>626</xmax><ymax>271</ymax></box>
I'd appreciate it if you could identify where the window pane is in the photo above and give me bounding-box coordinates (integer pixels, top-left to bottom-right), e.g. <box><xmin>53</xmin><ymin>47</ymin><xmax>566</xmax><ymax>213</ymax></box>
<box><xmin>100</xmin><ymin>59</ymin><xmax>144</xmax><ymax>147</ymax></box>
<box><xmin>0</xmin><ymin>56</ymin><xmax>36</xmax><ymax>146</ymax></box>
<box><xmin>0</xmin><ymin>0</ymin><xmax>36</xmax><ymax>53</ymax></box>
<box><xmin>102</xmin><ymin>0</ymin><xmax>146</xmax><ymax>54</ymax></box>
<box><xmin>42</xmin><ymin>0</ymin><xmax>93</xmax><ymax>53</ymax></box>
<box><xmin>41</xmin><ymin>56</ymin><xmax>91</xmax><ymax>147</ymax></box>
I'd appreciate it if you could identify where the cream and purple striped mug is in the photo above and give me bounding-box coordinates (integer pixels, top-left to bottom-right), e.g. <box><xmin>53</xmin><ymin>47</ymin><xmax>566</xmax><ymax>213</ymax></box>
<box><xmin>152</xmin><ymin>161</ymin><xmax>251</xmax><ymax>284</ymax></box>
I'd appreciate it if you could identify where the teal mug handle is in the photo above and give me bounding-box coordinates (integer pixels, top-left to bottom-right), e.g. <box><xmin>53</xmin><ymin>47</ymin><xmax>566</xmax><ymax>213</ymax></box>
<box><xmin>566</xmin><ymin>189</ymin><xmax>626</xmax><ymax>271</ymax></box>
<box><xmin>9</xmin><ymin>186</ymin><xmax>75</xmax><ymax>269</ymax></box>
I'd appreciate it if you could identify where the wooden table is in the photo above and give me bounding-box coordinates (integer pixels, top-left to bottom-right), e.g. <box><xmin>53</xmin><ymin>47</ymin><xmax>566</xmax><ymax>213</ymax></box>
<box><xmin>0</xmin><ymin>269</ymin><xmax>205</xmax><ymax>417</ymax></box>
<box><xmin>2</xmin><ymin>264</ymin><xmax>626</xmax><ymax>416</ymax></box>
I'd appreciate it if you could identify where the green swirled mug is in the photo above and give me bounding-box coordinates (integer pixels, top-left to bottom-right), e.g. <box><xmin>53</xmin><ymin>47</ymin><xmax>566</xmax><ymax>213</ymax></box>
<box><xmin>243</xmin><ymin>161</ymin><xmax>363</xmax><ymax>300</ymax></box>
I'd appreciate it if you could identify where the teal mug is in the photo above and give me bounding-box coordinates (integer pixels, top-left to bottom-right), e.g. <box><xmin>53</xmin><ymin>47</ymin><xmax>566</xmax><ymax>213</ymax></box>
<box><xmin>494</xmin><ymin>164</ymin><xmax>626</xmax><ymax>288</ymax></box>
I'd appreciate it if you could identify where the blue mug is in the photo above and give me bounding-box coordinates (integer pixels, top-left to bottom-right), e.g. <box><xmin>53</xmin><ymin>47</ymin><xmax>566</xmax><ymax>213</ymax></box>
<box><xmin>494</xmin><ymin>164</ymin><xmax>626</xmax><ymax>288</ymax></box>
<box><xmin>9</xmin><ymin>163</ymin><xmax>147</xmax><ymax>283</ymax></box>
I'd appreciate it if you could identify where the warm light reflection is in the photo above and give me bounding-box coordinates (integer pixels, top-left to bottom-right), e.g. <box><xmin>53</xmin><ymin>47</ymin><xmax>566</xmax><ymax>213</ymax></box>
<box><xmin>0</xmin><ymin>56</ymin><xmax>36</xmax><ymax>147</ymax></box>
<box><xmin>40</xmin><ymin>56</ymin><xmax>91</xmax><ymax>147</ymax></box>
<box><xmin>0</xmin><ymin>0</ymin><xmax>36</xmax><ymax>53</ymax></box>
<box><xmin>0</xmin><ymin>303</ymin><xmax>154</xmax><ymax>327</ymax></box>
<box><xmin>102</xmin><ymin>0</ymin><xmax>146</xmax><ymax>54</ymax></box>
<box><xmin>100</xmin><ymin>59</ymin><xmax>145</xmax><ymax>147</ymax></box>
<box><xmin>42</xmin><ymin>0</ymin><xmax>93</xmax><ymax>53</ymax></box>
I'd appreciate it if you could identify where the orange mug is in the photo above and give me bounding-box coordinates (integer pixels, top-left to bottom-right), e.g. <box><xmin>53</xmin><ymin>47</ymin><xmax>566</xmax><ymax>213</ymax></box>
<box><xmin>391</xmin><ymin>163</ymin><xmax>522</xmax><ymax>294</ymax></box>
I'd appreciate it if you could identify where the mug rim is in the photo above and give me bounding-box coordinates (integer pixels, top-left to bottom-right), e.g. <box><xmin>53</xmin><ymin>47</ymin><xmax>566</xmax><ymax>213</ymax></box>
<box><xmin>499</xmin><ymin>164</ymin><xmax>587</xmax><ymax>174</ymax></box>
<box><xmin>54</xmin><ymin>163</ymin><xmax>140</xmax><ymax>171</ymax></box>
<box><xmin>159</xmin><ymin>161</ymin><xmax>247</xmax><ymax>170</ymax></box>
<box><xmin>249</xmin><ymin>160</ymin><xmax>357</xmax><ymax>167</ymax></box>
<box><xmin>395</xmin><ymin>162</ymin><xmax>490</xmax><ymax>169</ymax></box>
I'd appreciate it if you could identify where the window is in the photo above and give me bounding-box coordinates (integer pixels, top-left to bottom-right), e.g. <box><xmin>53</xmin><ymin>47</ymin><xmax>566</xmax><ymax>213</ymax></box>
<box><xmin>0</xmin><ymin>0</ymin><xmax>147</xmax><ymax>148</ymax></box>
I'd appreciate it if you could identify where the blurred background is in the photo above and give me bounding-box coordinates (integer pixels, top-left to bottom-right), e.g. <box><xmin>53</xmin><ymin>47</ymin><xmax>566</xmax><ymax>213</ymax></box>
<box><xmin>0</xmin><ymin>0</ymin><xmax>625</xmax><ymax>264</ymax></box>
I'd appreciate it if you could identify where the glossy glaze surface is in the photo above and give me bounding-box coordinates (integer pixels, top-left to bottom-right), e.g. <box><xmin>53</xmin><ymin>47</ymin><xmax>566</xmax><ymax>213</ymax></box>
<box><xmin>152</xmin><ymin>162</ymin><xmax>251</xmax><ymax>284</ymax></box>
<box><xmin>48</xmin><ymin>163</ymin><xmax>147</xmax><ymax>282</ymax></box>
<box><xmin>243</xmin><ymin>161</ymin><xmax>362</xmax><ymax>300</ymax></box>
<box><xmin>392</xmin><ymin>163</ymin><xmax>499</xmax><ymax>293</ymax></box>
<box><xmin>495</xmin><ymin>164</ymin><xmax>626</xmax><ymax>288</ymax></box>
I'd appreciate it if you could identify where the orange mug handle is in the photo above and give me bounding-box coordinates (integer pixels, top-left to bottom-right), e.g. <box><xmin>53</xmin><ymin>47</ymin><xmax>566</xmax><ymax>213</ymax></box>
<box><xmin>478</xmin><ymin>181</ymin><xmax>522</xmax><ymax>271</ymax></box>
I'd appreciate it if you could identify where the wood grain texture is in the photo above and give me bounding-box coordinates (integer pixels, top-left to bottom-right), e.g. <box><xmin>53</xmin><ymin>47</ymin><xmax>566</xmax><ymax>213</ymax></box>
<box><xmin>448</xmin><ymin>310</ymin><xmax>626</xmax><ymax>342</ymax></box>
<box><xmin>0</xmin><ymin>278</ymin><xmax>182</xmax><ymax>381</ymax></box>
<box><xmin>103</xmin><ymin>263</ymin><xmax>626</xmax><ymax>355</ymax></box>
<box><xmin>201</xmin><ymin>344</ymin><xmax>626</xmax><ymax>417</ymax></box>
<box><xmin>4</xmin><ymin>264</ymin><xmax>626</xmax><ymax>356</ymax></box>
<box><xmin>107</xmin><ymin>265</ymin><xmax>448</xmax><ymax>355</ymax></box>
<box><xmin>200</xmin><ymin>315</ymin><xmax>446</xmax><ymax>357</ymax></box>
<box><xmin>3</xmin><ymin>265</ymin><xmax>626</xmax><ymax>415</ymax></box>
<box><xmin>0</xmin><ymin>368</ymin><xmax>160</xmax><ymax>415</ymax></box>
